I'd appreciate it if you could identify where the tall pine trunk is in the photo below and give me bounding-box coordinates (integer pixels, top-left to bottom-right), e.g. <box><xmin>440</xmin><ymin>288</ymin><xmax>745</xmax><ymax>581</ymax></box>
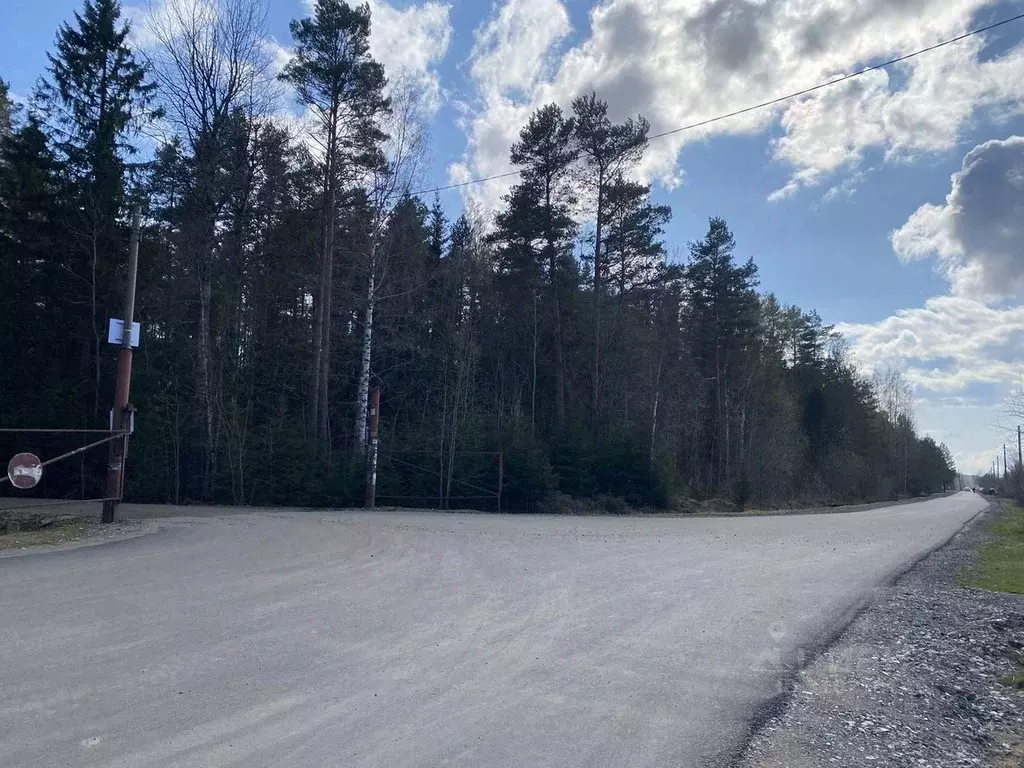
<box><xmin>197</xmin><ymin>272</ymin><xmax>214</xmax><ymax>498</ymax></box>
<box><xmin>552</xmin><ymin>286</ymin><xmax>566</xmax><ymax>428</ymax></box>
<box><xmin>311</xmin><ymin>120</ymin><xmax>337</xmax><ymax>450</ymax></box>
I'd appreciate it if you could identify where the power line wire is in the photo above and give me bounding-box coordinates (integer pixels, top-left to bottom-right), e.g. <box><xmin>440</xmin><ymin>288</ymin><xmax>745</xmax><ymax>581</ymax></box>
<box><xmin>406</xmin><ymin>10</ymin><xmax>1024</xmax><ymax>199</ymax></box>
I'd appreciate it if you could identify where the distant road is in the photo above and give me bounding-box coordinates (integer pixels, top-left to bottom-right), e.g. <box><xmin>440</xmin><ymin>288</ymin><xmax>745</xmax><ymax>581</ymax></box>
<box><xmin>0</xmin><ymin>493</ymin><xmax>988</xmax><ymax>767</ymax></box>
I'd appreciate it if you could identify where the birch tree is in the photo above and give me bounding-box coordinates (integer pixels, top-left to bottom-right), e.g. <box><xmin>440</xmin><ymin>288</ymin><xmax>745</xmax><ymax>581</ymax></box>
<box><xmin>351</xmin><ymin>76</ymin><xmax>429</xmax><ymax>453</ymax></box>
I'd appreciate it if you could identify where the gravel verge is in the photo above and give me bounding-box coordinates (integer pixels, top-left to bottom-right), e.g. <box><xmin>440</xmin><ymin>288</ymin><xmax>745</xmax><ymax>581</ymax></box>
<box><xmin>0</xmin><ymin>519</ymin><xmax>158</xmax><ymax>558</ymax></box>
<box><xmin>734</xmin><ymin>501</ymin><xmax>1024</xmax><ymax>768</ymax></box>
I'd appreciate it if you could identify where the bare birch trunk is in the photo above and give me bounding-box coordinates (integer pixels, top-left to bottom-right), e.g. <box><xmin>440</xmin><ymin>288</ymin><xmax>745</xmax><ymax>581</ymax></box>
<box><xmin>354</xmin><ymin>266</ymin><xmax>375</xmax><ymax>453</ymax></box>
<box><xmin>650</xmin><ymin>357</ymin><xmax>662</xmax><ymax>465</ymax></box>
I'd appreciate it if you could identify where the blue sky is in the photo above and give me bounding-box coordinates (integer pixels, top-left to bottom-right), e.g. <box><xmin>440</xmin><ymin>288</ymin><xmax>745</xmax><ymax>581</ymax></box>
<box><xmin>3</xmin><ymin>0</ymin><xmax>1024</xmax><ymax>473</ymax></box>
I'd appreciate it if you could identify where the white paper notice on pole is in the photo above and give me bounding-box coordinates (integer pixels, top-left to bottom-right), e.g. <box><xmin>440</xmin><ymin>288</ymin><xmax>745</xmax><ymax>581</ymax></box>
<box><xmin>109</xmin><ymin>408</ymin><xmax>136</xmax><ymax>433</ymax></box>
<box><xmin>107</xmin><ymin>318</ymin><xmax>141</xmax><ymax>347</ymax></box>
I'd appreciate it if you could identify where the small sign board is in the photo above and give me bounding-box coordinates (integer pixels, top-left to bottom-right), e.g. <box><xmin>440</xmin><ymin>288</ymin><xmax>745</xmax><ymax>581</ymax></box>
<box><xmin>109</xmin><ymin>408</ymin><xmax>136</xmax><ymax>434</ymax></box>
<box><xmin>7</xmin><ymin>452</ymin><xmax>42</xmax><ymax>489</ymax></box>
<box><xmin>107</xmin><ymin>318</ymin><xmax>141</xmax><ymax>348</ymax></box>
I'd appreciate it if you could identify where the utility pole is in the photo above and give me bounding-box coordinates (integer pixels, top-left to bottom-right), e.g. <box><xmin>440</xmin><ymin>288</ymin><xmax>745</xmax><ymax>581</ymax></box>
<box><xmin>101</xmin><ymin>206</ymin><xmax>141</xmax><ymax>524</ymax></box>
<box><xmin>1011</xmin><ymin>428</ymin><xmax>1019</xmax><ymax>493</ymax></box>
<box><xmin>1004</xmin><ymin>444</ymin><xmax>1009</xmax><ymax>482</ymax></box>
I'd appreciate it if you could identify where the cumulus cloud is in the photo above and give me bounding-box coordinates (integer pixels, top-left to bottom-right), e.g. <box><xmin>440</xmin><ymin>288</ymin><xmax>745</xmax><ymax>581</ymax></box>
<box><xmin>363</xmin><ymin>0</ymin><xmax>451</xmax><ymax>112</ymax></box>
<box><xmin>836</xmin><ymin>134</ymin><xmax>1024</xmax><ymax>466</ymax></box>
<box><xmin>451</xmin><ymin>0</ymin><xmax>1024</xmax><ymax>209</ymax></box>
<box><xmin>448</xmin><ymin>0</ymin><xmax>570</xmax><ymax>209</ymax></box>
<box><xmin>891</xmin><ymin>136</ymin><xmax>1024</xmax><ymax>298</ymax></box>
<box><xmin>838</xmin><ymin>295</ymin><xmax>1024</xmax><ymax>393</ymax></box>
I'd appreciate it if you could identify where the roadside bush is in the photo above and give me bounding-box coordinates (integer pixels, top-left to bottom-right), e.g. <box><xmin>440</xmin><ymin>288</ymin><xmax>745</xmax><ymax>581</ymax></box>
<box><xmin>595</xmin><ymin>493</ymin><xmax>628</xmax><ymax>515</ymax></box>
<box><xmin>592</xmin><ymin>430</ymin><xmax>653</xmax><ymax>505</ymax></box>
<box><xmin>730</xmin><ymin>475</ymin><xmax>752</xmax><ymax>510</ymax></box>
<box><xmin>550</xmin><ymin>429</ymin><xmax>595</xmax><ymax>497</ymax></box>
<box><xmin>501</xmin><ymin>441</ymin><xmax>556</xmax><ymax>512</ymax></box>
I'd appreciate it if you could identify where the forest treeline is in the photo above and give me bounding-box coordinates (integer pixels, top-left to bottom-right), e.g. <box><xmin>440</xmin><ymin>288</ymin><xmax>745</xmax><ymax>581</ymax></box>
<box><xmin>0</xmin><ymin>0</ymin><xmax>957</xmax><ymax>511</ymax></box>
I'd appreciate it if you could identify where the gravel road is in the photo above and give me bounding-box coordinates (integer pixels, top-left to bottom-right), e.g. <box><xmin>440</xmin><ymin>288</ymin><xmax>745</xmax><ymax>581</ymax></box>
<box><xmin>736</xmin><ymin>500</ymin><xmax>1024</xmax><ymax>768</ymax></box>
<box><xmin>0</xmin><ymin>493</ymin><xmax>988</xmax><ymax>767</ymax></box>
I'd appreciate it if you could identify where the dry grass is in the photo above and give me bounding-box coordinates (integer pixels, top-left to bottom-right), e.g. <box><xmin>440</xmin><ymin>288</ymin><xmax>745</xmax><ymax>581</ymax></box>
<box><xmin>0</xmin><ymin>520</ymin><xmax>90</xmax><ymax>551</ymax></box>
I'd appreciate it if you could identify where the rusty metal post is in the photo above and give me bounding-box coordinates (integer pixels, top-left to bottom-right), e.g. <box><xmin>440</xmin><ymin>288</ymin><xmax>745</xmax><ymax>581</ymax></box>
<box><xmin>364</xmin><ymin>388</ymin><xmax>380</xmax><ymax>509</ymax></box>
<box><xmin>102</xmin><ymin>206</ymin><xmax>141</xmax><ymax>523</ymax></box>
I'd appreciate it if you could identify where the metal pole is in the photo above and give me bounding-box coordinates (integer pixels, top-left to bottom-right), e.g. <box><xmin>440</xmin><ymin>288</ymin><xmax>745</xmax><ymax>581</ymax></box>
<box><xmin>102</xmin><ymin>206</ymin><xmax>141</xmax><ymax>524</ymax></box>
<box><xmin>364</xmin><ymin>388</ymin><xmax>380</xmax><ymax>509</ymax></box>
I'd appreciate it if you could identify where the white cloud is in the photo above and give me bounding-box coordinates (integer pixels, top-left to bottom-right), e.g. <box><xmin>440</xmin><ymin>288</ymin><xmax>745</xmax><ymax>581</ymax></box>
<box><xmin>448</xmin><ymin>0</ymin><xmax>571</xmax><ymax>210</ymax></box>
<box><xmin>838</xmin><ymin>295</ymin><xmax>1024</xmax><ymax>394</ymax></box>
<box><xmin>471</xmin><ymin>0</ymin><xmax>571</xmax><ymax>99</ymax></box>
<box><xmin>264</xmin><ymin>37</ymin><xmax>293</xmax><ymax>79</ymax></box>
<box><xmin>452</xmin><ymin>0</ymin><xmax>1024</xmax><ymax>209</ymax></box>
<box><xmin>363</xmin><ymin>0</ymin><xmax>452</xmax><ymax>112</ymax></box>
<box><xmin>891</xmin><ymin>136</ymin><xmax>1024</xmax><ymax>298</ymax></box>
<box><xmin>838</xmin><ymin>134</ymin><xmax>1024</xmax><ymax>469</ymax></box>
<box><xmin>772</xmin><ymin>36</ymin><xmax>1024</xmax><ymax>198</ymax></box>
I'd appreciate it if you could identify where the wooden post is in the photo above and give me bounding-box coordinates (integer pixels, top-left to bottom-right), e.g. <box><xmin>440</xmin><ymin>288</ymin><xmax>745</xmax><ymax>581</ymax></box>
<box><xmin>101</xmin><ymin>206</ymin><xmax>141</xmax><ymax>524</ymax></box>
<box><xmin>1017</xmin><ymin>425</ymin><xmax>1022</xmax><ymax>494</ymax></box>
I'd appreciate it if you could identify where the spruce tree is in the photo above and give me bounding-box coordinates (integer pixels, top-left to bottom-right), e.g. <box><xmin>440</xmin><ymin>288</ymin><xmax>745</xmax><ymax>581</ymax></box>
<box><xmin>35</xmin><ymin>0</ymin><xmax>157</xmax><ymax>417</ymax></box>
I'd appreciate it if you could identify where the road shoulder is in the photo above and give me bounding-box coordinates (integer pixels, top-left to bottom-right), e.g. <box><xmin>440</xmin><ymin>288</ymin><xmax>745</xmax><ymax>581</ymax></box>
<box><xmin>735</xmin><ymin>501</ymin><xmax>1024</xmax><ymax>767</ymax></box>
<box><xmin>0</xmin><ymin>518</ymin><xmax>159</xmax><ymax>558</ymax></box>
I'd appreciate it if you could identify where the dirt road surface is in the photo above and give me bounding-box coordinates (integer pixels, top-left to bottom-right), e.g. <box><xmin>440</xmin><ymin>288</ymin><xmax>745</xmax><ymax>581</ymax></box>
<box><xmin>0</xmin><ymin>493</ymin><xmax>988</xmax><ymax>767</ymax></box>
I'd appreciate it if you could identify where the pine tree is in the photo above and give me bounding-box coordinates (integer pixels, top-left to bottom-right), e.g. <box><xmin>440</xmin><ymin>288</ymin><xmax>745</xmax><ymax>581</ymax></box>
<box><xmin>571</xmin><ymin>93</ymin><xmax>648</xmax><ymax>416</ymax></box>
<box><xmin>0</xmin><ymin>119</ymin><xmax>78</xmax><ymax>428</ymax></box>
<box><xmin>280</xmin><ymin>0</ymin><xmax>389</xmax><ymax>450</ymax></box>
<box><xmin>685</xmin><ymin>218</ymin><xmax>760</xmax><ymax>492</ymax></box>
<box><xmin>509</xmin><ymin>103</ymin><xmax>578</xmax><ymax>428</ymax></box>
<box><xmin>37</xmin><ymin>0</ymin><xmax>156</xmax><ymax>205</ymax></box>
<box><xmin>602</xmin><ymin>177</ymin><xmax>671</xmax><ymax>301</ymax></box>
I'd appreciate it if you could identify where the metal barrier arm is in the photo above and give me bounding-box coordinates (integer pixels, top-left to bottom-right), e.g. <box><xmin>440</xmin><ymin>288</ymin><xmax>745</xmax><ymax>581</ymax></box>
<box><xmin>0</xmin><ymin>432</ymin><xmax>127</xmax><ymax>486</ymax></box>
